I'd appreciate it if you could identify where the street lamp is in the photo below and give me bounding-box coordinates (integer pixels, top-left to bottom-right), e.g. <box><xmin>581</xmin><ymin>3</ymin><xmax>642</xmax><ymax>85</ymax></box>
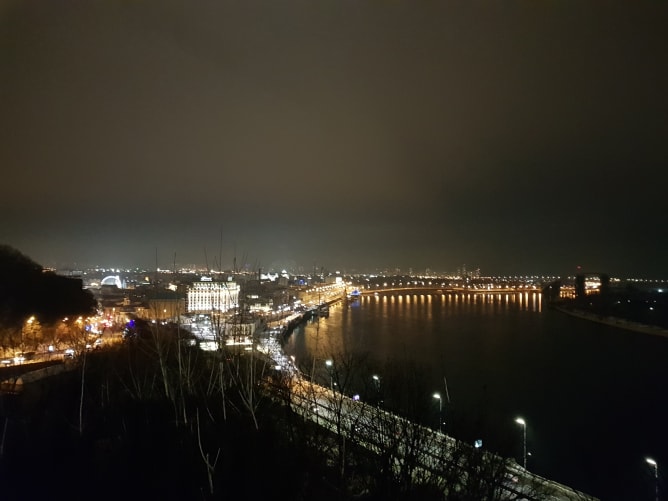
<box><xmin>646</xmin><ymin>457</ymin><xmax>658</xmax><ymax>501</ymax></box>
<box><xmin>515</xmin><ymin>417</ymin><xmax>527</xmax><ymax>469</ymax></box>
<box><xmin>372</xmin><ymin>374</ymin><xmax>382</xmax><ymax>406</ymax></box>
<box><xmin>433</xmin><ymin>393</ymin><xmax>442</xmax><ymax>432</ymax></box>
<box><xmin>325</xmin><ymin>359</ymin><xmax>333</xmax><ymax>392</ymax></box>
<box><xmin>22</xmin><ymin>316</ymin><xmax>35</xmax><ymax>352</ymax></box>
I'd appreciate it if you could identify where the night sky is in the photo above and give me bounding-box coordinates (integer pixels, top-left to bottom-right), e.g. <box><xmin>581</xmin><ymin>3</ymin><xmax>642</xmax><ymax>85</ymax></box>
<box><xmin>2</xmin><ymin>1</ymin><xmax>667</xmax><ymax>277</ymax></box>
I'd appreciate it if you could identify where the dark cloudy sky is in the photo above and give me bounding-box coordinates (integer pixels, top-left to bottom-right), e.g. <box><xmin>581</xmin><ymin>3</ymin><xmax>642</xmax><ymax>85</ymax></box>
<box><xmin>1</xmin><ymin>1</ymin><xmax>667</xmax><ymax>277</ymax></box>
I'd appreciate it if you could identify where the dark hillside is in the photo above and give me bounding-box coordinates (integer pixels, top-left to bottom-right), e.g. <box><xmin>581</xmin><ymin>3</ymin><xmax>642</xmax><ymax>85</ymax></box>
<box><xmin>0</xmin><ymin>244</ymin><xmax>97</xmax><ymax>327</ymax></box>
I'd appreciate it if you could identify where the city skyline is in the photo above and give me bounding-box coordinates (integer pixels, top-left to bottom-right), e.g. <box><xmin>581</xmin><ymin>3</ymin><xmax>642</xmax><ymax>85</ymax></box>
<box><xmin>2</xmin><ymin>1</ymin><xmax>667</xmax><ymax>278</ymax></box>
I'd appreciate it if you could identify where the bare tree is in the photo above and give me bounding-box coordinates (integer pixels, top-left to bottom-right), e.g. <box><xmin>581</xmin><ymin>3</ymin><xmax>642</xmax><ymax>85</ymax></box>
<box><xmin>64</xmin><ymin>316</ymin><xmax>91</xmax><ymax>436</ymax></box>
<box><xmin>196</xmin><ymin>407</ymin><xmax>220</xmax><ymax>496</ymax></box>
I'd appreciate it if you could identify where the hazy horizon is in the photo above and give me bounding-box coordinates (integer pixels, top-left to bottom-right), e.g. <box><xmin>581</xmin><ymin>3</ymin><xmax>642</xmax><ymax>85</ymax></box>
<box><xmin>3</xmin><ymin>1</ymin><xmax>667</xmax><ymax>278</ymax></box>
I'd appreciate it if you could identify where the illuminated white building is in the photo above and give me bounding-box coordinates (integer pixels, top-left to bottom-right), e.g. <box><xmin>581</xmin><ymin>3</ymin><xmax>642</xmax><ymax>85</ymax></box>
<box><xmin>186</xmin><ymin>278</ymin><xmax>240</xmax><ymax>313</ymax></box>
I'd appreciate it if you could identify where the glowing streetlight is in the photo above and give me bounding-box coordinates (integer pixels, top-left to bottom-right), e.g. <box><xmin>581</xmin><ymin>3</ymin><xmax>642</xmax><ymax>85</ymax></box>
<box><xmin>646</xmin><ymin>457</ymin><xmax>658</xmax><ymax>501</ymax></box>
<box><xmin>372</xmin><ymin>374</ymin><xmax>382</xmax><ymax>407</ymax></box>
<box><xmin>22</xmin><ymin>316</ymin><xmax>35</xmax><ymax>351</ymax></box>
<box><xmin>325</xmin><ymin>359</ymin><xmax>333</xmax><ymax>392</ymax></box>
<box><xmin>515</xmin><ymin>417</ymin><xmax>527</xmax><ymax>469</ymax></box>
<box><xmin>433</xmin><ymin>393</ymin><xmax>442</xmax><ymax>432</ymax></box>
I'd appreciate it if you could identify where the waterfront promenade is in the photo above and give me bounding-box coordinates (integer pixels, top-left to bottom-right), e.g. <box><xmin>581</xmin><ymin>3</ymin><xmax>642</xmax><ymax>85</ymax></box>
<box><xmin>284</xmin><ymin>376</ymin><xmax>597</xmax><ymax>500</ymax></box>
<box><xmin>263</xmin><ymin>294</ymin><xmax>598</xmax><ymax>500</ymax></box>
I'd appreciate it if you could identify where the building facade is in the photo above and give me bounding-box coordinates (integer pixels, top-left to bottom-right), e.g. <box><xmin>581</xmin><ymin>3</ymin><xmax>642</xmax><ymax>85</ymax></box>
<box><xmin>186</xmin><ymin>278</ymin><xmax>240</xmax><ymax>313</ymax></box>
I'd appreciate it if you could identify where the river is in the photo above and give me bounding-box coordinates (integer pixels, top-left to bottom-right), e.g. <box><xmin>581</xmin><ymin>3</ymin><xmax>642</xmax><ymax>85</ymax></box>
<box><xmin>281</xmin><ymin>291</ymin><xmax>668</xmax><ymax>501</ymax></box>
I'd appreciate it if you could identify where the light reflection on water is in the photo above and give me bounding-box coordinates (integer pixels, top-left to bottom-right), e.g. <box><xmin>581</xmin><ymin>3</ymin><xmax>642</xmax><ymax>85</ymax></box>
<box><xmin>285</xmin><ymin>291</ymin><xmax>541</xmax><ymax>362</ymax></box>
<box><xmin>282</xmin><ymin>291</ymin><xmax>668</xmax><ymax>501</ymax></box>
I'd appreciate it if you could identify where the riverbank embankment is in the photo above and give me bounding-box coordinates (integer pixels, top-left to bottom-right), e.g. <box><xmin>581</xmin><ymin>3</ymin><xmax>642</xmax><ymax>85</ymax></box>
<box><xmin>552</xmin><ymin>304</ymin><xmax>668</xmax><ymax>339</ymax></box>
<box><xmin>267</xmin><ymin>296</ymin><xmax>343</xmax><ymax>340</ymax></box>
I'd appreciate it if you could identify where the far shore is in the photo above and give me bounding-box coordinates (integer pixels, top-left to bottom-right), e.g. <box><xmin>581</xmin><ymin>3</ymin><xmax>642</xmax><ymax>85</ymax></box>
<box><xmin>552</xmin><ymin>304</ymin><xmax>668</xmax><ymax>339</ymax></box>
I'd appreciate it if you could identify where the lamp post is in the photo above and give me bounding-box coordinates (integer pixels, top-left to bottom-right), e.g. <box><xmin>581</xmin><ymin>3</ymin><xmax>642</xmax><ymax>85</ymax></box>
<box><xmin>433</xmin><ymin>393</ymin><xmax>442</xmax><ymax>432</ymax></box>
<box><xmin>325</xmin><ymin>359</ymin><xmax>333</xmax><ymax>392</ymax></box>
<box><xmin>515</xmin><ymin>417</ymin><xmax>527</xmax><ymax>469</ymax></box>
<box><xmin>22</xmin><ymin>316</ymin><xmax>35</xmax><ymax>352</ymax></box>
<box><xmin>646</xmin><ymin>457</ymin><xmax>658</xmax><ymax>501</ymax></box>
<box><xmin>372</xmin><ymin>374</ymin><xmax>382</xmax><ymax>407</ymax></box>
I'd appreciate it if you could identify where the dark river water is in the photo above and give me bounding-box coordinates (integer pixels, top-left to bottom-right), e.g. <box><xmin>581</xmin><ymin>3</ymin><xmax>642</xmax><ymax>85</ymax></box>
<box><xmin>281</xmin><ymin>291</ymin><xmax>668</xmax><ymax>501</ymax></box>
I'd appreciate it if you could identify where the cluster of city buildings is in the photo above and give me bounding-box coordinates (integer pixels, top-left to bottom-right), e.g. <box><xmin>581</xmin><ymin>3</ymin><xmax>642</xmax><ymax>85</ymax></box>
<box><xmin>72</xmin><ymin>268</ymin><xmax>347</xmax><ymax>344</ymax></box>
<box><xmin>53</xmin><ymin>265</ymin><xmax>668</xmax><ymax>347</ymax></box>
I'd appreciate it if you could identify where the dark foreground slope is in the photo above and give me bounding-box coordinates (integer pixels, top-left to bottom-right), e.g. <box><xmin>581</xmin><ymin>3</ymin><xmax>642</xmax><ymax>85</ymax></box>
<box><xmin>0</xmin><ymin>345</ymin><xmax>341</xmax><ymax>501</ymax></box>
